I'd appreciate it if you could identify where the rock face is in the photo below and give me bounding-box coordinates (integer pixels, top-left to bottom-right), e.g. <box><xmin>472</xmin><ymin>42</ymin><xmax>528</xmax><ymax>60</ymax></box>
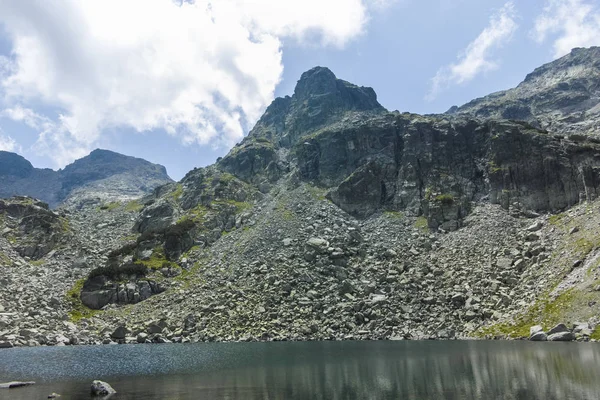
<box><xmin>80</xmin><ymin>276</ymin><xmax>164</xmax><ymax>310</ymax></box>
<box><xmin>219</xmin><ymin>62</ymin><xmax>600</xmax><ymax>227</ymax></box>
<box><xmin>450</xmin><ymin>47</ymin><xmax>600</xmax><ymax>137</ymax></box>
<box><xmin>0</xmin><ymin>149</ymin><xmax>172</xmax><ymax>208</ymax></box>
<box><xmin>0</xmin><ymin>197</ymin><xmax>67</xmax><ymax>259</ymax></box>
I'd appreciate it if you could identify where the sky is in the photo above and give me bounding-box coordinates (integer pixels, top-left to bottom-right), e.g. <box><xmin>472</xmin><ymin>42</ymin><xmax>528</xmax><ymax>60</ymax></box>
<box><xmin>0</xmin><ymin>0</ymin><xmax>599</xmax><ymax>180</ymax></box>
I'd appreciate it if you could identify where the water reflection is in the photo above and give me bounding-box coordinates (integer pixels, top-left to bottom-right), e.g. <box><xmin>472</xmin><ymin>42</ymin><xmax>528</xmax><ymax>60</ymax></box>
<box><xmin>1</xmin><ymin>341</ymin><xmax>599</xmax><ymax>399</ymax></box>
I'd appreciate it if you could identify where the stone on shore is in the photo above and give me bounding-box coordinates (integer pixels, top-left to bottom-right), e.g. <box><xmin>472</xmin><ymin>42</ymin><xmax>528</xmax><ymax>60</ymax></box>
<box><xmin>91</xmin><ymin>380</ymin><xmax>116</xmax><ymax>396</ymax></box>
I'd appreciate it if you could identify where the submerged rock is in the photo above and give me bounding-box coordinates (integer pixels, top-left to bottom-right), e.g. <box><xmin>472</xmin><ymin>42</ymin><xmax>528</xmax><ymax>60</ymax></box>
<box><xmin>0</xmin><ymin>381</ymin><xmax>35</xmax><ymax>389</ymax></box>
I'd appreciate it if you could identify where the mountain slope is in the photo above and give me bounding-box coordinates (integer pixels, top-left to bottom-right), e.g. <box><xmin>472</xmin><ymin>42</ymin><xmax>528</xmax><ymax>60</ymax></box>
<box><xmin>0</xmin><ymin>149</ymin><xmax>173</xmax><ymax>208</ymax></box>
<box><xmin>3</xmin><ymin>50</ymin><xmax>600</xmax><ymax>348</ymax></box>
<box><xmin>449</xmin><ymin>47</ymin><xmax>600</xmax><ymax>136</ymax></box>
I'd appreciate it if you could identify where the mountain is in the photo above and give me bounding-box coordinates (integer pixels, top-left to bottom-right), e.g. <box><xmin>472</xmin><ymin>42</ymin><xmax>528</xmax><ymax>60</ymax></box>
<box><xmin>0</xmin><ymin>149</ymin><xmax>173</xmax><ymax>208</ymax></box>
<box><xmin>3</xmin><ymin>49</ymin><xmax>600</xmax><ymax>348</ymax></box>
<box><xmin>449</xmin><ymin>47</ymin><xmax>600</xmax><ymax>136</ymax></box>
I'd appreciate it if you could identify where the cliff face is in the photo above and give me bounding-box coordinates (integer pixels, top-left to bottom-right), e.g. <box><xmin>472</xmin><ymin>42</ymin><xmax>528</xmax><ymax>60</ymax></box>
<box><xmin>449</xmin><ymin>47</ymin><xmax>600</xmax><ymax>137</ymax></box>
<box><xmin>219</xmin><ymin>60</ymin><xmax>600</xmax><ymax>230</ymax></box>
<box><xmin>0</xmin><ymin>149</ymin><xmax>173</xmax><ymax>208</ymax></box>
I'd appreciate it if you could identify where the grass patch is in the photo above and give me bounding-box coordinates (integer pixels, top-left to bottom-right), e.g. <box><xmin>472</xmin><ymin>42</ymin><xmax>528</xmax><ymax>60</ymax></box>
<box><xmin>214</xmin><ymin>199</ymin><xmax>252</xmax><ymax>213</ymax></box>
<box><xmin>134</xmin><ymin>247</ymin><xmax>178</xmax><ymax>270</ymax></box>
<box><xmin>476</xmin><ymin>288</ymin><xmax>592</xmax><ymax>338</ymax></box>
<box><xmin>434</xmin><ymin>193</ymin><xmax>455</xmax><ymax>205</ymax></box>
<box><xmin>120</xmin><ymin>234</ymin><xmax>139</xmax><ymax>242</ymax></box>
<box><xmin>0</xmin><ymin>251</ymin><xmax>13</xmax><ymax>266</ymax></box>
<box><xmin>178</xmin><ymin>205</ymin><xmax>208</xmax><ymax>224</ymax></box>
<box><xmin>549</xmin><ymin>213</ymin><xmax>565</xmax><ymax>226</ymax></box>
<box><xmin>488</xmin><ymin>161</ymin><xmax>504</xmax><ymax>174</ymax></box>
<box><xmin>30</xmin><ymin>259</ymin><xmax>46</xmax><ymax>266</ymax></box>
<box><xmin>385</xmin><ymin>210</ymin><xmax>405</xmax><ymax>219</ymax></box>
<box><xmin>574</xmin><ymin>237</ymin><xmax>595</xmax><ymax>256</ymax></box>
<box><xmin>125</xmin><ymin>200</ymin><xmax>144</xmax><ymax>212</ymax></box>
<box><xmin>414</xmin><ymin>216</ymin><xmax>428</xmax><ymax>232</ymax></box>
<box><xmin>307</xmin><ymin>185</ymin><xmax>328</xmax><ymax>201</ymax></box>
<box><xmin>66</xmin><ymin>279</ymin><xmax>100</xmax><ymax>322</ymax></box>
<box><xmin>99</xmin><ymin>202</ymin><xmax>121</xmax><ymax>211</ymax></box>
<box><xmin>170</xmin><ymin>184</ymin><xmax>184</xmax><ymax>201</ymax></box>
<box><xmin>59</xmin><ymin>217</ymin><xmax>71</xmax><ymax>233</ymax></box>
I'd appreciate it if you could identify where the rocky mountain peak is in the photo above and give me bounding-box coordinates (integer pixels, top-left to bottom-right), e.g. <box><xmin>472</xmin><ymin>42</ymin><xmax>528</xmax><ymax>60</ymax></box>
<box><xmin>0</xmin><ymin>148</ymin><xmax>172</xmax><ymax>208</ymax></box>
<box><xmin>219</xmin><ymin>67</ymin><xmax>387</xmax><ymax>189</ymax></box>
<box><xmin>451</xmin><ymin>46</ymin><xmax>600</xmax><ymax>136</ymax></box>
<box><xmin>293</xmin><ymin>66</ymin><xmax>384</xmax><ymax>112</ymax></box>
<box><xmin>249</xmin><ymin>66</ymin><xmax>386</xmax><ymax>142</ymax></box>
<box><xmin>523</xmin><ymin>46</ymin><xmax>600</xmax><ymax>84</ymax></box>
<box><xmin>0</xmin><ymin>151</ymin><xmax>34</xmax><ymax>178</ymax></box>
<box><xmin>293</xmin><ymin>66</ymin><xmax>339</xmax><ymax>98</ymax></box>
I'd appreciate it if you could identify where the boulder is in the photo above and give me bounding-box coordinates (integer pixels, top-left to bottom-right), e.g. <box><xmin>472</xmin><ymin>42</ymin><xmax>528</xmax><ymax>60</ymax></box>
<box><xmin>530</xmin><ymin>331</ymin><xmax>548</xmax><ymax>341</ymax></box>
<box><xmin>110</xmin><ymin>326</ymin><xmax>127</xmax><ymax>340</ymax></box>
<box><xmin>548</xmin><ymin>331</ymin><xmax>575</xmax><ymax>341</ymax></box>
<box><xmin>529</xmin><ymin>325</ymin><xmax>543</xmax><ymax>336</ymax></box>
<box><xmin>306</xmin><ymin>238</ymin><xmax>329</xmax><ymax>253</ymax></box>
<box><xmin>91</xmin><ymin>380</ymin><xmax>116</xmax><ymax>396</ymax></box>
<box><xmin>547</xmin><ymin>323</ymin><xmax>570</xmax><ymax>335</ymax></box>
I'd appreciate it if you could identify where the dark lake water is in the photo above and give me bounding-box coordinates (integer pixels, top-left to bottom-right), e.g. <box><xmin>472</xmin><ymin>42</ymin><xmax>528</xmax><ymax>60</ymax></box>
<box><xmin>1</xmin><ymin>340</ymin><xmax>600</xmax><ymax>399</ymax></box>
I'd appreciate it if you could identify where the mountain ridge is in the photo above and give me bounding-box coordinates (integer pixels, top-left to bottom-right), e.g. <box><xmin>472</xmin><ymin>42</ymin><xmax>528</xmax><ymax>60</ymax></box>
<box><xmin>0</xmin><ymin>148</ymin><xmax>173</xmax><ymax>208</ymax></box>
<box><xmin>449</xmin><ymin>46</ymin><xmax>600</xmax><ymax>136</ymax></box>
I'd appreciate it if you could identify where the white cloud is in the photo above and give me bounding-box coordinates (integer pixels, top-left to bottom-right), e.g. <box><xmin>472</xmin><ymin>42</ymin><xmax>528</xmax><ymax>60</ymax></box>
<box><xmin>533</xmin><ymin>0</ymin><xmax>600</xmax><ymax>58</ymax></box>
<box><xmin>0</xmin><ymin>132</ymin><xmax>19</xmax><ymax>152</ymax></box>
<box><xmin>0</xmin><ymin>0</ymin><xmax>376</xmax><ymax>167</ymax></box>
<box><xmin>427</xmin><ymin>1</ymin><xmax>517</xmax><ymax>100</ymax></box>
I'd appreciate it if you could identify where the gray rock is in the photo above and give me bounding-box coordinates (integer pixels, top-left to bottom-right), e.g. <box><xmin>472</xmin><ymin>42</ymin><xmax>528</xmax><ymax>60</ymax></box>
<box><xmin>530</xmin><ymin>331</ymin><xmax>548</xmax><ymax>341</ymax></box>
<box><xmin>110</xmin><ymin>326</ymin><xmax>127</xmax><ymax>340</ymax></box>
<box><xmin>136</xmin><ymin>333</ymin><xmax>148</xmax><ymax>343</ymax></box>
<box><xmin>529</xmin><ymin>325</ymin><xmax>543</xmax><ymax>336</ymax></box>
<box><xmin>91</xmin><ymin>380</ymin><xmax>116</xmax><ymax>396</ymax></box>
<box><xmin>526</xmin><ymin>221</ymin><xmax>543</xmax><ymax>232</ymax></box>
<box><xmin>0</xmin><ymin>381</ymin><xmax>35</xmax><ymax>389</ymax></box>
<box><xmin>547</xmin><ymin>323</ymin><xmax>570</xmax><ymax>335</ymax></box>
<box><xmin>548</xmin><ymin>331</ymin><xmax>575</xmax><ymax>341</ymax></box>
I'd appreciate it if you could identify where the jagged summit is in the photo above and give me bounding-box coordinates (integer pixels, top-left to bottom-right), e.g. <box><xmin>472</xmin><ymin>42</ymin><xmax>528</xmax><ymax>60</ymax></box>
<box><xmin>249</xmin><ymin>66</ymin><xmax>385</xmax><ymax>142</ymax></box>
<box><xmin>451</xmin><ymin>46</ymin><xmax>600</xmax><ymax>136</ymax></box>
<box><xmin>219</xmin><ymin>67</ymin><xmax>387</xmax><ymax>186</ymax></box>
<box><xmin>293</xmin><ymin>66</ymin><xmax>382</xmax><ymax>110</ymax></box>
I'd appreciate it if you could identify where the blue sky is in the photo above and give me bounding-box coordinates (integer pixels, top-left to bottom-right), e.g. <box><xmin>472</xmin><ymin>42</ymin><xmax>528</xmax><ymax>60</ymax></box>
<box><xmin>0</xmin><ymin>0</ymin><xmax>598</xmax><ymax>180</ymax></box>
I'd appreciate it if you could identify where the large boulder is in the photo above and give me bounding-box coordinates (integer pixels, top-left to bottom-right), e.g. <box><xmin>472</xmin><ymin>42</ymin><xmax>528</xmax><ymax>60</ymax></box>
<box><xmin>91</xmin><ymin>380</ymin><xmax>116</xmax><ymax>396</ymax></box>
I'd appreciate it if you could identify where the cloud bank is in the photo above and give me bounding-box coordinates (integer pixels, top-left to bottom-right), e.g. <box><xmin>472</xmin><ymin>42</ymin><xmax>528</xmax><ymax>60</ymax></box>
<box><xmin>533</xmin><ymin>0</ymin><xmax>600</xmax><ymax>58</ymax></box>
<box><xmin>427</xmin><ymin>2</ymin><xmax>517</xmax><ymax>100</ymax></box>
<box><xmin>0</xmin><ymin>0</ymin><xmax>380</xmax><ymax>167</ymax></box>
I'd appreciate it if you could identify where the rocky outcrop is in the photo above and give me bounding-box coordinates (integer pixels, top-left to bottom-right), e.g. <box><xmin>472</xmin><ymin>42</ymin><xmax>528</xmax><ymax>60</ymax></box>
<box><xmin>450</xmin><ymin>47</ymin><xmax>600</xmax><ymax>137</ymax></box>
<box><xmin>80</xmin><ymin>275</ymin><xmax>164</xmax><ymax>310</ymax></box>
<box><xmin>0</xmin><ymin>197</ymin><xmax>68</xmax><ymax>259</ymax></box>
<box><xmin>0</xmin><ymin>149</ymin><xmax>172</xmax><ymax>208</ymax></box>
<box><xmin>294</xmin><ymin>112</ymin><xmax>600</xmax><ymax>226</ymax></box>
